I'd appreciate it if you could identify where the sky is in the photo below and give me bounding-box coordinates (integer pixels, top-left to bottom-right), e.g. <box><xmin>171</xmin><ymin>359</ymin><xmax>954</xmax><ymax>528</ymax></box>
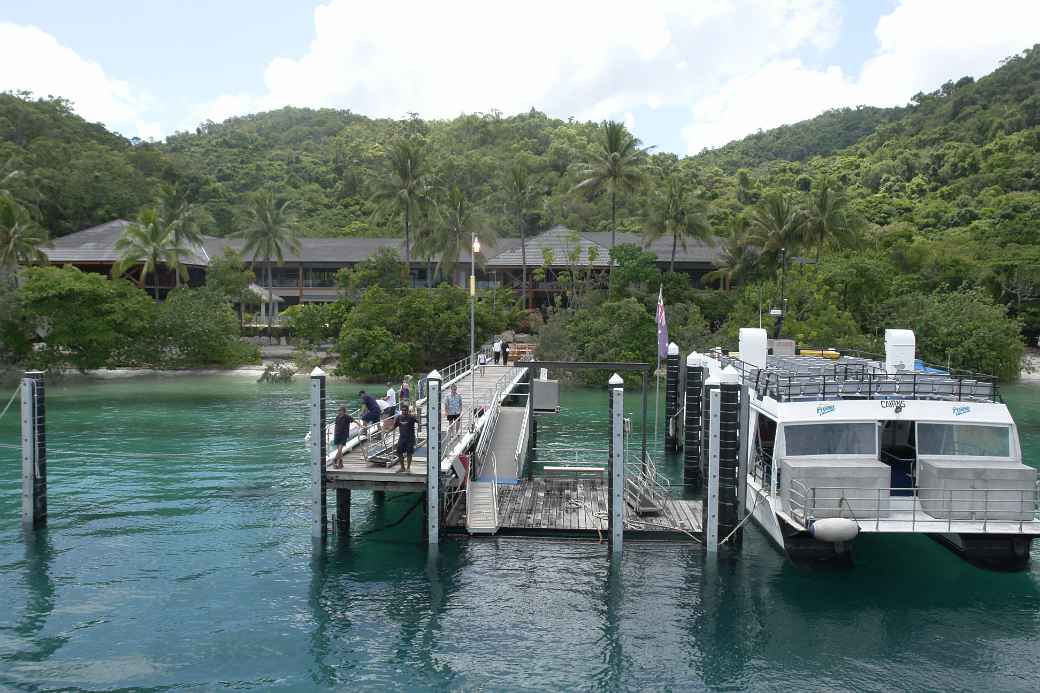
<box><xmin>1</xmin><ymin>1</ymin><xmax>1038</xmax><ymax>155</ymax></box>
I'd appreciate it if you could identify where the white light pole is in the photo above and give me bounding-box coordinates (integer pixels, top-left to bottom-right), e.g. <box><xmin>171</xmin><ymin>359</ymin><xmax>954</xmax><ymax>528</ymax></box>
<box><xmin>470</xmin><ymin>233</ymin><xmax>480</xmax><ymax>431</ymax></box>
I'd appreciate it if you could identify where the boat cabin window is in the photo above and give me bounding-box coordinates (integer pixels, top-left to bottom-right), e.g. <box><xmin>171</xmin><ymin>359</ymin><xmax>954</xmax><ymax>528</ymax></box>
<box><xmin>785</xmin><ymin>422</ymin><xmax>877</xmax><ymax>457</ymax></box>
<box><xmin>917</xmin><ymin>423</ymin><xmax>1011</xmax><ymax>457</ymax></box>
<box><xmin>752</xmin><ymin>412</ymin><xmax>777</xmax><ymax>485</ymax></box>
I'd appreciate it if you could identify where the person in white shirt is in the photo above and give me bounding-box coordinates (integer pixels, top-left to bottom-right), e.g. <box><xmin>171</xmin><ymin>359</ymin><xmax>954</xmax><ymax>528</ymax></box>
<box><xmin>385</xmin><ymin>383</ymin><xmax>397</xmax><ymax>412</ymax></box>
<box><xmin>493</xmin><ymin>338</ymin><xmax>502</xmax><ymax>364</ymax></box>
<box><xmin>477</xmin><ymin>351</ymin><xmax>488</xmax><ymax>375</ymax></box>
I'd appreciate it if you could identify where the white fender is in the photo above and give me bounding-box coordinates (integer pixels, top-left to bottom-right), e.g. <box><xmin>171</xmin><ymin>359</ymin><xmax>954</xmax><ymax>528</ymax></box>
<box><xmin>809</xmin><ymin>517</ymin><xmax>859</xmax><ymax>543</ymax></box>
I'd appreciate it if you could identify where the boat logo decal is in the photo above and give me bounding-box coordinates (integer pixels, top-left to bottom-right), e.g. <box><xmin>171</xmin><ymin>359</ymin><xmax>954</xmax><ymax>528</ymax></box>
<box><xmin>953</xmin><ymin>405</ymin><xmax>971</xmax><ymax>416</ymax></box>
<box><xmin>880</xmin><ymin>399</ymin><xmax>906</xmax><ymax>413</ymax></box>
<box><xmin>816</xmin><ymin>404</ymin><xmax>835</xmax><ymax>416</ymax></box>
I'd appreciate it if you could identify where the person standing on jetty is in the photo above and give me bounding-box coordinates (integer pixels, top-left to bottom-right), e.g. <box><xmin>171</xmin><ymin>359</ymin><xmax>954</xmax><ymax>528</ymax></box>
<box><xmin>501</xmin><ymin>338</ymin><xmax>510</xmax><ymax>366</ymax></box>
<box><xmin>359</xmin><ymin>390</ymin><xmax>381</xmax><ymax>427</ymax></box>
<box><xmin>477</xmin><ymin>351</ymin><xmax>488</xmax><ymax>376</ymax></box>
<box><xmin>399</xmin><ymin>379</ymin><xmax>411</xmax><ymax>408</ymax></box>
<box><xmin>385</xmin><ymin>382</ymin><xmax>397</xmax><ymax>414</ymax></box>
<box><xmin>332</xmin><ymin>406</ymin><xmax>354</xmax><ymax>469</ymax></box>
<box><xmin>394</xmin><ymin>404</ymin><xmax>420</xmax><ymax>473</ymax></box>
<box><xmin>493</xmin><ymin>337</ymin><xmax>502</xmax><ymax>365</ymax></box>
<box><xmin>444</xmin><ymin>384</ymin><xmax>463</xmax><ymax>432</ymax></box>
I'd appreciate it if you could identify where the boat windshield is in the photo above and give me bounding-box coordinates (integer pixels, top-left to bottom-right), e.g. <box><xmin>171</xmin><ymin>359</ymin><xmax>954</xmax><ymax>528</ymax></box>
<box><xmin>784</xmin><ymin>422</ymin><xmax>877</xmax><ymax>456</ymax></box>
<box><xmin>917</xmin><ymin>423</ymin><xmax>1011</xmax><ymax>457</ymax></box>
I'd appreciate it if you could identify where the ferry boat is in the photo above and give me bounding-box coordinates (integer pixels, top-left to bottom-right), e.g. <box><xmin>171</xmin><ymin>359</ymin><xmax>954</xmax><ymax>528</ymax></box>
<box><xmin>715</xmin><ymin>327</ymin><xmax>1039</xmax><ymax>569</ymax></box>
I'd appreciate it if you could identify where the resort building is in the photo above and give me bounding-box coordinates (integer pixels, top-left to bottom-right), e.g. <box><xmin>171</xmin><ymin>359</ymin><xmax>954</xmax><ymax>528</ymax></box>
<box><xmin>44</xmin><ymin>220</ymin><xmax>722</xmax><ymax>306</ymax></box>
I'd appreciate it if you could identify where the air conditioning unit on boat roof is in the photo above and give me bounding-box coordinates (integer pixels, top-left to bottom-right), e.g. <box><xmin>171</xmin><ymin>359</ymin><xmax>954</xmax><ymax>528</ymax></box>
<box><xmin>884</xmin><ymin>329</ymin><xmax>915</xmax><ymax>373</ymax></box>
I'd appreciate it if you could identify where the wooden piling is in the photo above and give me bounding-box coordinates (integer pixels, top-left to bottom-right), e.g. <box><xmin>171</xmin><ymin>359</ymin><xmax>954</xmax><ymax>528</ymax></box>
<box><xmin>683</xmin><ymin>354</ymin><xmax>704</xmax><ymax>488</ymax></box>
<box><xmin>336</xmin><ymin>489</ymin><xmax>351</xmax><ymax>534</ymax></box>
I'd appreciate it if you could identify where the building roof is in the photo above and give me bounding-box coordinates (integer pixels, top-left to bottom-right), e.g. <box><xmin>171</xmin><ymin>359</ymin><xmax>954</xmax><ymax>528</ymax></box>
<box><xmin>580</xmin><ymin>232</ymin><xmax>722</xmax><ymax>265</ymax></box>
<box><xmin>46</xmin><ymin>220</ymin><xmax>722</xmax><ymax>270</ymax></box>
<box><xmin>45</xmin><ymin>219</ymin><xmax>212</xmax><ymax>267</ymax></box>
<box><xmin>486</xmin><ymin>226</ymin><xmax>611</xmax><ymax>268</ymax></box>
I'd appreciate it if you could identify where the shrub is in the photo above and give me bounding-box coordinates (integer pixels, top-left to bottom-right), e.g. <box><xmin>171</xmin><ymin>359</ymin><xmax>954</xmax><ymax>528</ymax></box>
<box><xmin>154</xmin><ymin>288</ymin><xmax>246</xmax><ymax>367</ymax></box>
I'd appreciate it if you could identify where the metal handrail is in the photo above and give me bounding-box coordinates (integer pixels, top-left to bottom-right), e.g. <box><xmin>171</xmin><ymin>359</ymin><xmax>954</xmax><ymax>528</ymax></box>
<box><xmin>514</xmin><ymin>392</ymin><xmax>531</xmax><ymax>473</ymax></box>
<box><xmin>787</xmin><ymin>481</ymin><xmax>1040</xmax><ymax>533</ymax></box>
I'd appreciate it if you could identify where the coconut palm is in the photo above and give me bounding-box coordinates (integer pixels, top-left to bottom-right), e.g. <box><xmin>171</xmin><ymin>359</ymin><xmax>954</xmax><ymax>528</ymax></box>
<box><xmin>237</xmin><ymin>191</ymin><xmax>300</xmax><ymax>337</ymax></box>
<box><xmin>643</xmin><ymin>174</ymin><xmax>712</xmax><ymax>273</ymax></box>
<box><xmin>573</xmin><ymin>121</ymin><xmax>646</xmax><ymax>267</ymax></box>
<box><xmin>371</xmin><ymin>139</ymin><xmax>433</xmax><ymax>268</ymax></box>
<box><xmin>703</xmin><ymin>219</ymin><xmax>760</xmax><ymax>290</ymax></box>
<box><xmin>157</xmin><ymin>184</ymin><xmax>211</xmax><ymax>287</ymax></box>
<box><xmin>113</xmin><ymin>208</ymin><xmax>189</xmax><ymax>300</ymax></box>
<box><xmin>0</xmin><ymin>194</ymin><xmax>49</xmax><ymax>282</ymax></box>
<box><xmin>805</xmin><ymin>177</ymin><xmax>859</xmax><ymax>266</ymax></box>
<box><xmin>428</xmin><ymin>185</ymin><xmax>496</xmax><ymax>282</ymax></box>
<box><xmin>507</xmin><ymin>164</ymin><xmax>532</xmax><ymax>308</ymax></box>
<box><xmin>748</xmin><ymin>190</ymin><xmax>808</xmax><ymax>265</ymax></box>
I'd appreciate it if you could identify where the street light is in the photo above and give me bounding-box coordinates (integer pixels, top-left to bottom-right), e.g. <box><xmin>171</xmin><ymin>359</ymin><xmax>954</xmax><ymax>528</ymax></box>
<box><xmin>470</xmin><ymin>233</ymin><xmax>480</xmax><ymax>431</ymax></box>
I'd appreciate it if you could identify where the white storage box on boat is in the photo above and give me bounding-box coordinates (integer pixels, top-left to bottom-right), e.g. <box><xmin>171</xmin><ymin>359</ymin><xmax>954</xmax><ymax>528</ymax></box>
<box><xmin>781</xmin><ymin>458</ymin><xmax>891</xmax><ymax>519</ymax></box>
<box><xmin>918</xmin><ymin>459</ymin><xmax>1037</xmax><ymax>521</ymax></box>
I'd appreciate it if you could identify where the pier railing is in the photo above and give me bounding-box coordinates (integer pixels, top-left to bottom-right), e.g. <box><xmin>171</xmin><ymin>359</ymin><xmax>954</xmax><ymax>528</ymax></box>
<box><xmin>788</xmin><ymin>479</ymin><xmax>1040</xmax><ymax>533</ymax></box>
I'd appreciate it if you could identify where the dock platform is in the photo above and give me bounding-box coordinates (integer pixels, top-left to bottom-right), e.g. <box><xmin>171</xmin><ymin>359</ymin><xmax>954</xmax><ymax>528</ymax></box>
<box><xmin>446</xmin><ymin>478</ymin><xmax>703</xmax><ymax>539</ymax></box>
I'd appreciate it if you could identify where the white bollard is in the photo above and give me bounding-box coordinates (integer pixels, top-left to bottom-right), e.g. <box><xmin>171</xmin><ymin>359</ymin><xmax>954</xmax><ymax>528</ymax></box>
<box><xmin>609</xmin><ymin>373</ymin><xmax>625</xmax><ymax>555</ymax></box>
<box><xmin>706</xmin><ymin>388</ymin><xmax>721</xmax><ymax>553</ymax></box>
<box><xmin>21</xmin><ymin>371</ymin><xmax>46</xmax><ymax>530</ymax></box>
<box><xmin>426</xmin><ymin>369</ymin><xmax>442</xmax><ymax>545</ymax></box>
<box><xmin>310</xmin><ymin>367</ymin><xmax>327</xmax><ymax>540</ymax></box>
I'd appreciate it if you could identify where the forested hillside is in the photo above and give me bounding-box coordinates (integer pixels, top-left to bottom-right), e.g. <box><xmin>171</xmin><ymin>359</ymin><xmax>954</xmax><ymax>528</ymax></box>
<box><xmin>2</xmin><ymin>43</ymin><xmax>1039</xmax><ymax>372</ymax></box>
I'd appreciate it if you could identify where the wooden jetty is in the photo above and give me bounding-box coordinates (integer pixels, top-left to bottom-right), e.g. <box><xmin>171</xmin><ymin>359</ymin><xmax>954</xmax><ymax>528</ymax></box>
<box><xmin>445</xmin><ymin>478</ymin><xmax>703</xmax><ymax>539</ymax></box>
<box><xmin>311</xmin><ymin>350</ymin><xmax>706</xmax><ymax>548</ymax></box>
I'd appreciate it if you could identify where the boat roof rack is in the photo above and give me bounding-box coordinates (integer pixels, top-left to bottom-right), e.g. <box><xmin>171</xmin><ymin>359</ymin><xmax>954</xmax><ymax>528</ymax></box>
<box><xmin>715</xmin><ymin>349</ymin><xmax>1001</xmax><ymax>404</ymax></box>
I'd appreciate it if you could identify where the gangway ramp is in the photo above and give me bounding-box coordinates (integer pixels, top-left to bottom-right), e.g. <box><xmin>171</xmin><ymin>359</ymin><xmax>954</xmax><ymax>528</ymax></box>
<box><xmin>487</xmin><ymin>406</ymin><xmax>526</xmax><ymax>482</ymax></box>
<box><xmin>466</xmin><ymin>480</ymin><xmax>498</xmax><ymax>534</ymax></box>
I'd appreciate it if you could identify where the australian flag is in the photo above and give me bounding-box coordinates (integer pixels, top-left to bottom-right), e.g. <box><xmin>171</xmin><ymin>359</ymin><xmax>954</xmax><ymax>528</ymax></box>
<box><xmin>656</xmin><ymin>286</ymin><xmax>668</xmax><ymax>359</ymax></box>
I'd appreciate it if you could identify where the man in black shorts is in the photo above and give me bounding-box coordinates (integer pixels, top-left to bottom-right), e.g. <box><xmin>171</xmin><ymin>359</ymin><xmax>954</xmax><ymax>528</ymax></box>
<box><xmin>394</xmin><ymin>404</ymin><xmax>420</xmax><ymax>473</ymax></box>
<box><xmin>332</xmin><ymin>406</ymin><xmax>354</xmax><ymax>469</ymax></box>
<box><xmin>359</xmin><ymin>390</ymin><xmax>381</xmax><ymax>426</ymax></box>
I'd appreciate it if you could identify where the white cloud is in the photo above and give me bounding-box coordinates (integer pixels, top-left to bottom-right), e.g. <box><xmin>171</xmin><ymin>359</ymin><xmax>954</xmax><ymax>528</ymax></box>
<box><xmin>682</xmin><ymin>0</ymin><xmax>1040</xmax><ymax>153</ymax></box>
<box><xmin>0</xmin><ymin>23</ymin><xmax>155</xmax><ymax>139</ymax></box>
<box><xmin>194</xmin><ymin>0</ymin><xmax>842</xmax><ymax>134</ymax></box>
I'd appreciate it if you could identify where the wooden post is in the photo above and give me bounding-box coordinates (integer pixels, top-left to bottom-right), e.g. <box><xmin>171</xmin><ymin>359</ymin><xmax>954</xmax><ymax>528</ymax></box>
<box><xmin>705</xmin><ymin>386</ymin><xmax>721</xmax><ymax>553</ymax></box>
<box><xmin>608</xmin><ymin>373</ymin><xmax>625</xmax><ymax>556</ymax></box>
<box><xmin>684</xmin><ymin>353</ymin><xmax>704</xmax><ymax>487</ymax></box>
<box><xmin>21</xmin><ymin>371</ymin><xmax>46</xmax><ymax>530</ymax></box>
<box><xmin>426</xmin><ymin>369</ymin><xmax>442</xmax><ymax>545</ymax></box>
<box><xmin>665</xmin><ymin>342</ymin><xmax>680</xmax><ymax>453</ymax></box>
<box><xmin>736</xmin><ymin>381</ymin><xmax>751</xmax><ymax>535</ymax></box>
<box><xmin>310</xmin><ymin>367</ymin><xmax>327</xmax><ymax>541</ymax></box>
<box><xmin>335</xmin><ymin>489</ymin><xmax>350</xmax><ymax>535</ymax></box>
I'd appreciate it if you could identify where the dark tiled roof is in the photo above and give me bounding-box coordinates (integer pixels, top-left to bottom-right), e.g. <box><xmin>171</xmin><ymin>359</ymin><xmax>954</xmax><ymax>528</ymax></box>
<box><xmin>581</xmin><ymin>232</ymin><xmax>722</xmax><ymax>265</ymax></box>
<box><xmin>486</xmin><ymin>226</ymin><xmax>611</xmax><ymax>268</ymax></box>
<box><xmin>45</xmin><ymin>219</ymin><xmax>212</xmax><ymax>266</ymax></box>
<box><xmin>47</xmin><ymin>221</ymin><xmax>721</xmax><ymax>269</ymax></box>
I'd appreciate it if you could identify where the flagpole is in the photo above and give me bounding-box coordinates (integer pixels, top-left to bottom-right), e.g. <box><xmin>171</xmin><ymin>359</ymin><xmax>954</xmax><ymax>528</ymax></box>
<box><xmin>654</xmin><ymin>285</ymin><xmax>664</xmax><ymax>452</ymax></box>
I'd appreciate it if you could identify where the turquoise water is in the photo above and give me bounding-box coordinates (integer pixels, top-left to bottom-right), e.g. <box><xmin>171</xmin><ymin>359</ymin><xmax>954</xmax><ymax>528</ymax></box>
<box><xmin>1</xmin><ymin>375</ymin><xmax>1039</xmax><ymax>691</ymax></box>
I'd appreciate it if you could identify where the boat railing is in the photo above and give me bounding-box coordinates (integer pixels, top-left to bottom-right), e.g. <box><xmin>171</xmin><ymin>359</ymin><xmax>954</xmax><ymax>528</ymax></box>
<box><xmin>788</xmin><ymin>479</ymin><xmax>1040</xmax><ymax>533</ymax></box>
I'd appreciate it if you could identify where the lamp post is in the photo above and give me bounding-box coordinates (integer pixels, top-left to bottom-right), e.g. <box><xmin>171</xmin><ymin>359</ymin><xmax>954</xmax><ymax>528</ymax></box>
<box><xmin>470</xmin><ymin>233</ymin><xmax>481</xmax><ymax>431</ymax></box>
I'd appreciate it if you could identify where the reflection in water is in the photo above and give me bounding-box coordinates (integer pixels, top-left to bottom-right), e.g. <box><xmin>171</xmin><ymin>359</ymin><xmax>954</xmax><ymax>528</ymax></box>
<box><xmin>11</xmin><ymin>529</ymin><xmax>61</xmax><ymax>662</ymax></box>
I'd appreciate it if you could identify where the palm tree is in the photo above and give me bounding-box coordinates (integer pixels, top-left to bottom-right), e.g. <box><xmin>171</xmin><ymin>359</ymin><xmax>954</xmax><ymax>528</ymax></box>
<box><xmin>748</xmin><ymin>191</ymin><xmax>808</xmax><ymax>265</ymax></box>
<box><xmin>507</xmin><ymin>164</ymin><xmax>532</xmax><ymax>308</ymax></box>
<box><xmin>703</xmin><ymin>219</ymin><xmax>760</xmax><ymax>290</ymax></box>
<box><xmin>113</xmin><ymin>208</ymin><xmax>189</xmax><ymax>300</ymax></box>
<box><xmin>428</xmin><ymin>185</ymin><xmax>496</xmax><ymax>281</ymax></box>
<box><xmin>371</xmin><ymin>139</ymin><xmax>433</xmax><ymax>268</ymax></box>
<box><xmin>237</xmin><ymin>191</ymin><xmax>300</xmax><ymax>337</ymax></box>
<box><xmin>0</xmin><ymin>194</ymin><xmax>49</xmax><ymax>283</ymax></box>
<box><xmin>805</xmin><ymin>178</ymin><xmax>859</xmax><ymax>266</ymax></box>
<box><xmin>157</xmin><ymin>184</ymin><xmax>210</xmax><ymax>286</ymax></box>
<box><xmin>643</xmin><ymin>174</ymin><xmax>712</xmax><ymax>273</ymax></box>
<box><xmin>573</xmin><ymin>121</ymin><xmax>646</xmax><ymax>268</ymax></box>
